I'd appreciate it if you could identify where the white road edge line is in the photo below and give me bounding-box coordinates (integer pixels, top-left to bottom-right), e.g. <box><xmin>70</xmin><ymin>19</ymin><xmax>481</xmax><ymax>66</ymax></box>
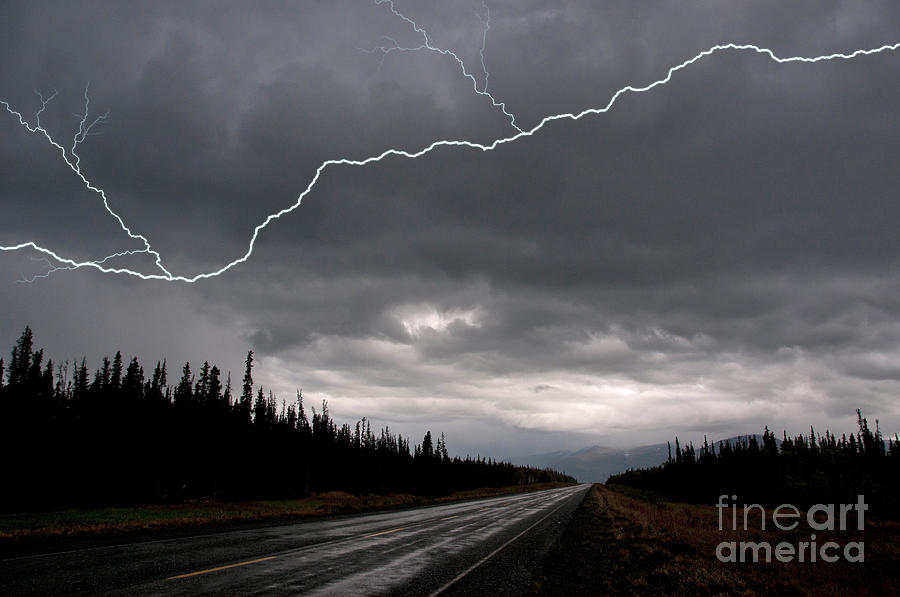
<box><xmin>428</xmin><ymin>486</ymin><xmax>585</xmax><ymax>597</ymax></box>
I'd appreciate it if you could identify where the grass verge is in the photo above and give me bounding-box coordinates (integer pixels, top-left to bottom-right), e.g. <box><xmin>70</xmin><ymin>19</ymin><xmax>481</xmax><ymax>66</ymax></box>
<box><xmin>532</xmin><ymin>484</ymin><xmax>900</xmax><ymax>596</ymax></box>
<box><xmin>0</xmin><ymin>482</ymin><xmax>572</xmax><ymax>551</ymax></box>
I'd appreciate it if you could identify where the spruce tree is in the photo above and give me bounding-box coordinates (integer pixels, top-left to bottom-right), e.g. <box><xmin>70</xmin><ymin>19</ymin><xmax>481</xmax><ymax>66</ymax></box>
<box><xmin>195</xmin><ymin>361</ymin><xmax>210</xmax><ymax>402</ymax></box>
<box><xmin>110</xmin><ymin>351</ymin><xmax>123</xmax><ymax>392</ymax></box>
<box><xmin>207</xmin><ymin>365</ymin><xmax>223</xmax><ymax>406</ymax></box>
<box><xmin>254</xmin><ymin>386</ymin><xmax>267</xmax><ymax>427</ymax></box>
<box><xmin>149</xmin><ymin>360</ymin><xmax>167</xmax><ymax>402</ymax></box>
<box><xmin>174</xmin><ymin>362</ymin><xmax>193</xmax><ymax>405</ymax></box>
<box><xmin>239</xmin><ymin>350</ymin><xmax>254</xmax><ymax>424</ymax></box>
<box><xmin>223</xmin><ymin>372</ymin><xmax>232</xmax><ymax>406</ymax></box>
<box><xmin>10</xmin><ymin>326</ymin><xmax>34</xmax><ymax>386</ymax></box>
<box><xmin>422</xmin><ymin>431</ymin><xmax>434</xmax><ymax>459</ymax></box>
<box><xmin>123</xmin><ymin>357</ymin><xmax>144</xmax><ymax>401</ymax></box>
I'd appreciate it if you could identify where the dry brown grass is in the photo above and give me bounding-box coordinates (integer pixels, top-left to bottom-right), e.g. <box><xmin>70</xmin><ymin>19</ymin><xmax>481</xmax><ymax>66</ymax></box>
<box><xmin>604</xmin><ymin>485</ymin><xmax>900</xmax><ymax>595</ymax></box>
<box><xmin>534</xmin><ymin>484</ymin><xmax>900</xmax><ymax>596</ymax></box>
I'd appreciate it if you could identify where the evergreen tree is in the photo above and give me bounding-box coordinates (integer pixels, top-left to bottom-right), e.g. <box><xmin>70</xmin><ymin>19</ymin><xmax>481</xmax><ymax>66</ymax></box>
<box><xmin>208</xmin><ymin>365</ymin><xmax>222</xmax><ymax>405</ymax></box>
<box><xmin>123</xmin><ymin>357</ymin><xmax>144</xmax><ymax>401</ymax></box>
<box><xmin>110</xmin><ymin>351</ymin><xmax>123</xmax><ymax>392</ymax></box>
<box><xmin>39</xmin><ymin>358</ymin><xmax>54</xmax><ymax>401</ymax></box>
<box><xmin>149</xmin><ymin>360</ymin><xmax>167</xmax><ymax>402</ymax></box>
<box><xmin>72</xmin><ymin>359</ymin><xmax>89</xmax><ymax>405</ymax></box>
<box><xmin>99</xmin><ymin>357</ymin><xmax>112</xmax><ymax>391</ymax></box>
<box><xmin>9</xmin><ymin>326</ymin><xmax>34</xmax><ymax>386</ymax></box>
<box><xmin>223</xmin><ymin>372</ymin><xmax>232</xmax><ymax>406</ymax></box>
<box><xmin>297</xmin><ymin>390</ymin><xmax>309</xmax><ymax>434</ymax></box>
<box><xmin>195</xmin><ymin>361</ymin><xmax>210</xmax><ymax>402</ymax></box>
<box><xmin>422</xmin><ymin>431</ymin><xmax>434</xmax><ymax>459</ymax></box>
<box><xmin>26</xmin><ymin>348</ymin><xmax>44</xmax><ymax>392</ymax></box>
<box><xmin>239</xmin><ymin>350</ymin><xmax>254</xmax><ymax>424</ymax></box>
<box><xmin>174</xmin><ymin>362</ymin><xmax>193</xmax><ymax>405</ymax></box>
<box><xmin>254</xmin><ymin>386</ymin><xmax>267</xmax><ymax>427</ymax></box>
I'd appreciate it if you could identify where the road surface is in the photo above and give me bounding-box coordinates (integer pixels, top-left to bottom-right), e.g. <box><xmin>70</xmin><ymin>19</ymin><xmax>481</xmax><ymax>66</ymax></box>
<box><xmin>1</xmin><ymin>484</ymin><xmax>589</xmax><ymax>595</ymax></box>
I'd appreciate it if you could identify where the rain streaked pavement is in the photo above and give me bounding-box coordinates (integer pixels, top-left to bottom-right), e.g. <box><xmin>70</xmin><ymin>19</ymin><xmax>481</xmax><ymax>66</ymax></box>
<box><xmin>1</xmin><ymin>484</ymin><xmax>589</xmax><ymax>595</ymax></box>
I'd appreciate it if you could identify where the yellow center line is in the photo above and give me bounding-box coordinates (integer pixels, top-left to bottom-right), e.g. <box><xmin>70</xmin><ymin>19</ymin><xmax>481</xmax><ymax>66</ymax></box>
<box><xmin>363</xmin><ymin>526</ymin><xmax>406</xmax><ymax>538</ymax></box>
<box><xmin>167</xmin><ymin>556</ymin><xmax>277</xmax><ymax>580</ymax></box>
<box><xmin>440</xmin><ymin>515</ymin><xmax>459</xmax><ymax>521</ymax></box>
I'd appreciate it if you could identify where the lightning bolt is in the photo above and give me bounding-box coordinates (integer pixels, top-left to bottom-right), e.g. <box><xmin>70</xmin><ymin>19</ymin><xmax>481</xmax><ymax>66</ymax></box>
<box><xmin>361</xmin><ymin>0</ymin><xmax>516</xmax><ymax>129</ymax></box>
<box><xmin>477</xmin><ymin>0</ymin><xmax>491</xmax><ymax>94</ymax></box>
<box><xmin>1</xmin><ymin>2</ymin><xmax>899</xmax><ymax>283</ymax></box>
<box><xmin>1</xmin><ymin>83</ymin><xmax>174</xmax><ymax>281</ymax></box>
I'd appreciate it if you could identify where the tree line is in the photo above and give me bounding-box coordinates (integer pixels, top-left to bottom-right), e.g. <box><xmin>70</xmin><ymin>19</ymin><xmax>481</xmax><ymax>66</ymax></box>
<box><xmin>608</xmin><ymin>412</ymin><xmax>900</xmax><ymax>518</ymax></box>
<box><xmin>0</xmin><ymin>327</ymin><xmax>574</xmax><ymax>510</ymax></box>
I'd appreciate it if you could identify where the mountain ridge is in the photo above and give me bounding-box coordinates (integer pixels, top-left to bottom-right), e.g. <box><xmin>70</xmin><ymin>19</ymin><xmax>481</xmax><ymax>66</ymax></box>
<box><xmin>516</xmin><ymin>435</ymin><xmax>765</xmax><ymax>482</ymax></box>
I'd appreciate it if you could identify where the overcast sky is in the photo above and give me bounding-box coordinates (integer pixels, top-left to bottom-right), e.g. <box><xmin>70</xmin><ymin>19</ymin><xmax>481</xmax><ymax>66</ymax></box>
<box><xmin>2</xmin><ymin>0</ymin><xmax>900</xmax><ymax>458</ymax></box>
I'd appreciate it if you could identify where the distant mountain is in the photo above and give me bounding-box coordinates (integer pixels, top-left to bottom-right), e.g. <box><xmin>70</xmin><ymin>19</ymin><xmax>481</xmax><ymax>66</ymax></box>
<box><xmin>514</xmin><ymin>443</ymin><xmax>666</xmax><ymax>483</ymax></box>
<box><xmin>518</xmin><ymin>434</ymin><xmax>766</xmax><ymax>483</ymax></box>
<box><xmin>517</xmin><ymin>450</ymin><xmax>575</xmax><ymax>470</ymax></box>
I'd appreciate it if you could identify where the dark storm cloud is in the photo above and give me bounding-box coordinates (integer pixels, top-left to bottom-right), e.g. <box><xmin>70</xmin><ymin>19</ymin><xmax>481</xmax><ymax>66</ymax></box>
<box><xmin>3</xmin><ymin>0</ymin><xmax>900</xmax><ymax>452</ymax></box>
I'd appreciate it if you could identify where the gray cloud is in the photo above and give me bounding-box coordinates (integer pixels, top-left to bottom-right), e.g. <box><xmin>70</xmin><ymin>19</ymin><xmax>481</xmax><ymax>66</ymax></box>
<box><xmin>3</xmin><ymin>0</ymin><xmax>900</xmax><ymax>455</ymax></box>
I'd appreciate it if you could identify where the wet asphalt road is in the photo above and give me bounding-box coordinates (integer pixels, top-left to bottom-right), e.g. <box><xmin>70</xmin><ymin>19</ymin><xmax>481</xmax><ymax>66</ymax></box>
<box><xmin>1</xmin><ymin>484</ymin><xmax>589</xmax><ymax>596</ymax></box>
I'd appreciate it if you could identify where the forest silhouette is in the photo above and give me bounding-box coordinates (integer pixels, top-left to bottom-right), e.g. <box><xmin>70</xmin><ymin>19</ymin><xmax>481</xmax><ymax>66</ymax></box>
<box><xmin>0</xmin><ymin>327</ymin><xmax>574</xmax><ymax>511</ymax></box>
<box><xmin>609</xmin><ymin>413</ymin><xmax>900</xmax><ymax>518</ymax></box>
